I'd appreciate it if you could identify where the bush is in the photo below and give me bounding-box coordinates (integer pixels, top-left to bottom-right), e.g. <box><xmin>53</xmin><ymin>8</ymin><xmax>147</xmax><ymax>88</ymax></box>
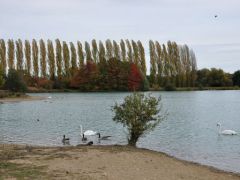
<box><xmin>232</xmin><ymin>70</ymin><xmax>240</xmax><ymax>86</ymax></box>
<box><xmin>164</xmin><ymin>83</ymin><xmax>176</xmax><ymax>91</ymax></box>
<box><xmin>112</xmin><ymin>93</ymin><xmax>165</xmax><ymax>146</ymax></box>
<box><xmin>36</xmin><ymin>78</ymin><xmax>53</xmax><ymax>89</ymax></box>
<box><xmin>0</xmin><ymin>72</ymin><xmax>4</xmax><ymax>89</ymax></box>
<box><xmin>5</xmin><ymin>69</ymin><xmax>27</xmax><ymax>92</ymax></box>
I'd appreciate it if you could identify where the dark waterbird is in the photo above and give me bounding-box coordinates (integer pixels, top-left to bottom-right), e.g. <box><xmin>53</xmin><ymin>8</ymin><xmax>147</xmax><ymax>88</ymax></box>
<box><xmin>62</xmin><ymin>135</ymin><xmax>70</xmax><ymax>144</ymax></box>
<box><xmin>98</xmin><ymin>133</ymin><xmax>111</xmax><ymax>140</ymax></box>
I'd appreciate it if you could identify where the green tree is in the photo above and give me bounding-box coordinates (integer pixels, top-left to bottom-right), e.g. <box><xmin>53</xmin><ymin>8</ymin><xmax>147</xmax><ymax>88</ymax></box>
<box><xmin>85</xmin><ymin>41</ymin><xmax>92</xmax><ymax>61</ymax></box>
<box><xmin>126</xmin><ymin>39</ymin><xmax>133</xmax><ymax>62</ymax></box>
<box><xmin>24</xmin><ymin>40</ymin><xmax>31</xmax><ymax>76</ymax></box>
<box><xmin>0</xmin><ymin>39</ymin><xmax>7</xmax><ymax>76</ymax></box>
<box><xmin>32</xmin><ymin>39</ymin><xmax>39</xmax><ymax>77</ymax></box>
<box><xmin>132</xmin><ymin>40</ymin><xmax>139</xmax><ymax>65</ymax></box>
<box><xmin>77</xmin><ymin>41</ymin><xmax>84</xmax><ymax>69</ymax></box>
<box><xmin>105</xmin><ymin>39</ymin><xmax>113</xmax><ymax>59</ymax></box>
<box><xmin>55</xmin><ymin>39</ymin><xmax>63</xmax><ymax>79</ymax></box>
<box><xmin>0</xmin><ymin>63</ymin><xmax>4</xmax><ymax>88</ymax></box>
<box><xmin>113</xmin><ymin>40</ymin><xmax>120</xmax><ymax>60</ymax></box>
<box><xmin>70</xmin><ymin>42</ymin><xmax>77</xmax><ymax>76</ymax></box>
<box><xmin>155</xmin><ymin>41</ymin><xmax>163</xmax><ymax>85</ymax></box>
<box><xmin>98</xmin><ymin>41</ymin><xmax>106</xmax><ymax>63</ymax></box>
<box><xmin>7</xmin><ymin>39</ymin><xmax>15</xmax><ymax>70</ymax></box>
<box><xmin>232</xmin><ymin>70</ymin><xmax>240</xmax><ymax>86</ymax></box>
<box><xmin>5</xmin><ymin>69</ymin><xmax>27</xmax><ymax>92</ymax></box>
<box><xmin>16</xmin><ymin>39</ymin><xmax>24</xmax><ymax>71</ymax></box>
<box><xmin>47</xmin><ymin>40</ymin><xmax>55</xmax><ymax>80</ymax></box>
<box><xmin>91</xmin><ymin>39</ymin><xmax>98</xmax><ymax>63</ymax></box>
<box><xmin>149</xmin><ymin>40</ymin><xmax>157</xmax><ymax>86</ymax></box>
<box><xmin>120</xmin><ymin>39</ymin><xmax>126</xmax><ymax>62</ymax></box>
<box><xmin>112</xmin><ymin>93</ymin><xmax>164</xmax><ymax>146</ymax></box>
<box><xmin>137</xmin><ymin>41</ymin><xmax>146</xmax><ymax>75</ymax></box>
<box><xmin>39</xmin><ymin>39</ymin><xmax>47</xmax><ymax>77</ymax></box>
<box><xmin>63</xmin><ymin>41</ymin><xmax>70</xmax><ymax>78</ymax></box>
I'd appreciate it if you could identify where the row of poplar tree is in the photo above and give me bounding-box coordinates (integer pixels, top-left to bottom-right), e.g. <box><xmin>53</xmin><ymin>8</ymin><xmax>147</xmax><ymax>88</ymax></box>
<box><xmin>0</xmin><ymin>39</ymin><xmax>197</xmax><ymax>88</ymax></box>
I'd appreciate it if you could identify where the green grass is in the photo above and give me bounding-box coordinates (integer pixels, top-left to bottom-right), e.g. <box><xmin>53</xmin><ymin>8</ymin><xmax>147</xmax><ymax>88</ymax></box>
<box><xmin>0</xmin><ymin>161</ymin><xmax>47</xmax><ymax>180</ymax></box>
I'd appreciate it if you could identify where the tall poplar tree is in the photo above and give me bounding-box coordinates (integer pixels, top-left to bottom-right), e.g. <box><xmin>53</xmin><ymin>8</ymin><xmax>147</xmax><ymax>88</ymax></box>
<box><xmin>16</xmin><ymin>39</ymin><xmax>23</xmax><ymax>71</ymax></box>
<box><xmin>137</xmin><ymin>40</ymin><xmax>146</xmax><ymax>75</ymax></box>
<box><xmin>85</xmin><ymin>41</ymin><xmax>92</xmax><ymax>61</ymax></box>
<box><xmin>98</xmin><ymin>40</ymin><xmax>106</xmax><ymax>63</ymax></box>
<box><xmin>105</xmin><ymin>39</ymin><xmax>113</xmax><ymax>60</ymax></box>
<box><xmin>0</xmin><ymin>39</ymin><xmax>6</xmax><ymax>75</ymax></box>
<box><xmin>63</xmin><ymin>41</ymin><xmax>70</xmax><ymax>78</ymax></box>
<box><xmin>55</xmin><ymin>39</ymin><xmax>63</xmax><ymax>79</ymax></box>
<box><xmin>91</xmin><ymin>39</ymin><xmax>98</xmax><ymax>63</ymax></box>
<box><xmin>39</xmin><ymin>39</ymin><xmax>47</xmax><ymax>77</ymax></box>
<box><xmin>70</xmin><ymin>42</ymin><xmax>77</xmax><ymax>76</ymax></box>
<box><xmin>7</xmin><ymin>39</ymin><xmax>15</xmax><ymax>70</ymax></box>
<box><xmin>126</xmin><ymin>39</ymin><xmax>133</xmax><ymax>63</ymax></box>
<box><xmin>32</xmin><ymin>39</ymin><xmax>39</xmax><ymax>77</ymax></box>
<box><xmin>149</xmin><ymin>40</ymin><xmax>157</xmax><ymax>85</ymax></box>
<box><xmin>155</xmin><ymin>41</ymin><xmax>163</xmax><ymax>85</ymax></box>
<box><xmin>24</xmin><ymin>40</ymin><xmax>31</xmax><ymax>75</ymax></box>
<box><xmin>120</xmin><ymin>39</ymin><xmax>126</xmax><ymax>62</ymax></box>
<box><xmin>132</xmin><ymin>40</ymin><xmax>139</xmax><ymax>65</ymax></box>
<box><xmin>77</xmin><ymin>41</ymin><xmax>84</xmax><ymax>69</ymax></box>
<box><xmin>47</xmin><ymin>40</ymin><xmax>55</xmax><ymax>80</ymax></box>
<box><xmin>113</xmin><ymin>40</ymin><xmax>120</xmax><ymax>60</ymax></box>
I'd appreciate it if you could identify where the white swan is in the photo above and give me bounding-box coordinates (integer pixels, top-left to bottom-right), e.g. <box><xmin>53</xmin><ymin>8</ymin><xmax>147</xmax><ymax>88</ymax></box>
<box><xmin>217</xmin><ymin>123</ymin><xmax>237</xmax><ymax>135</ymax></box>
<box><xmin>80</xmin><ymin>125</ymin><xmax>97</xmax><ymax>136</ymax></box>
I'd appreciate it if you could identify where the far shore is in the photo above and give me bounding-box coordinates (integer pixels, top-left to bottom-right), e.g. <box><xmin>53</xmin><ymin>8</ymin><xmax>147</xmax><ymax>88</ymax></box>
<box><xmin>0</xmin><ymin>144</ymin><xmax>239</xmax><ymax>179</ymax></box>
<box><xmin>0</xmin><ymin>94</ymin><xmax>46</xmax><ymax>103</ymax></box>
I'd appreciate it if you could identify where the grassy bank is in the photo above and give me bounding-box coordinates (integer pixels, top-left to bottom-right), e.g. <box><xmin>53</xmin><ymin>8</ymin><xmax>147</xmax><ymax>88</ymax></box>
<box><xmin>0</xmin><ymin>144</ymin><xmax>239</xmax><ymax>180</ymax></box>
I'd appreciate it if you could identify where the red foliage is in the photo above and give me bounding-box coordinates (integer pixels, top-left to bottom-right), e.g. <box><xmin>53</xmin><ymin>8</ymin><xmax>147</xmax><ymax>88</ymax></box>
<box><xmin>36</xmin><ymin>77</ymin><xmax>53</xmax><ymax>89</ymax></box>
<box><xmin>70</xmin><ymin>61</ymin><xmax>99</xmax><ymax>89</ymax></box>
<box><xmin>128</xmin><ymin>63</ymin><xmax>143</xmax><ymax>91</ymax></box>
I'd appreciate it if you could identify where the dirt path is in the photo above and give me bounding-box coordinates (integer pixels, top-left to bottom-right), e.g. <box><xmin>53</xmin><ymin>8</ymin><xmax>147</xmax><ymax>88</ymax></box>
<box><xmin>0</xmin><ymin>145</ymin><xmax>239</xmax><ymax>180</ymax></box>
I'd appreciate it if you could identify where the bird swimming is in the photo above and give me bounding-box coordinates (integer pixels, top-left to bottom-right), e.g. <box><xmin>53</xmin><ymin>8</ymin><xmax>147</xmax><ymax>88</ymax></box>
<box><xmin>82</xmin><ymin>134</ymin><xmax>87</xmax><ymax>141</ymax></box>
<box><xmin>217</xmin><ymin>123</ymin><xmax>237</xmax><ymax>135</ymax></box>
<box><xmin>97</xmin><ymin>133</ymin><xmax>111</xmax><ymax>140</ymax></box>
<box><xmin>62</xmin><ymin>135</ymin><xmax>70</xmax><ymax>144</ymax></box>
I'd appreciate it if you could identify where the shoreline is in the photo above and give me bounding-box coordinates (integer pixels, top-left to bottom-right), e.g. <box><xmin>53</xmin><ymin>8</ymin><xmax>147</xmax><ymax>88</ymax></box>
<box><xmin>1</xmin><ymin>144</ymin><xmax>239</xmax><ymax>179</ymax></box>
<box><xmin>0</xmin><ymin>95</ymin><xmax>46</xmax><ymax>103</ymax></box>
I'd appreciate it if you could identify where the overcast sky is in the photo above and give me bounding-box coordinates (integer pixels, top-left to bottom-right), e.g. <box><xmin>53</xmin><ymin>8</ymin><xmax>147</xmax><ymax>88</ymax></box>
<box><xmin>0</xmin><ymin>0</ymin><xmax>240</xmax><ymax>73</ymax></box>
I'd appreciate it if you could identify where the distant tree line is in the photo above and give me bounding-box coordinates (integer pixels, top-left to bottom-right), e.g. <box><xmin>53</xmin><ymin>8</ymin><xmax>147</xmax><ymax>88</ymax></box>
<box><xmin>0</xmin><ymin>39</ymin><xmax>200</xmax><ymax>91</ymax></box>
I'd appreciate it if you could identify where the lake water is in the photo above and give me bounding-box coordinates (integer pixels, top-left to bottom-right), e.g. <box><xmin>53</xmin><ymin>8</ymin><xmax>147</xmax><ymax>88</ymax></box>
<box><xmin>0</xmin><ymin>91</ymin><xmax>240</xmax><ymax>173</ymax></box>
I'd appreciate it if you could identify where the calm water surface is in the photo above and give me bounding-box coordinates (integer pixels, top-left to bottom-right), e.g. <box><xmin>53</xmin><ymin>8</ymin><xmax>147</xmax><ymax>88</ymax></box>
<box><xmin>0</xmin><ymin>91</ymin><xmax>240</xmax><ymax>173</ymax></box>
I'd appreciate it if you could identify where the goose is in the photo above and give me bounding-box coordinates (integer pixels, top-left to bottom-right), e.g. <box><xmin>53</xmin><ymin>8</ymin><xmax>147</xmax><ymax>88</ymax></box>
<box><xmin>82</xmin><ymin>134</ymin><xmax>87</xmax><ymax>142</ymax></box>
<box><xmin>217</xmin><ymin>123</ymin><xmax>237</xmax><ymax>135</ymax></box>
<box><xmin>97</xmin><ymin>133</ymin><xmax>111</xmax><ymax>140</ymax></box>
<box><xmin>62</xmin><ymin>135</ymin><xmax>70</xmax><ymax>144</ymax></box>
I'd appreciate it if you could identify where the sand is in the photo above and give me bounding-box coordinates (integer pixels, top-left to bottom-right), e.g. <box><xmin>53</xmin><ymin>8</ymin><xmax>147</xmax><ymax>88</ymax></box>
<box><xmin>0</xmin><ymin>95</ymin><xmax>45</xmax><ymax>103</ymax></box>
<box><xmin>0</xmin><ymin>144</ymin><xmax>239</xmax><ymax>180</ymax></box>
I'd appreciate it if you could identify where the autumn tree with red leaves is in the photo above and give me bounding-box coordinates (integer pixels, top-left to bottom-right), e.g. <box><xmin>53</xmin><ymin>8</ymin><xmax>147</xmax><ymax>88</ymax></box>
<box><xmin>128</xmin><ymin>63</ymin><xmax>144</xmax><ymax>91</ymax></box>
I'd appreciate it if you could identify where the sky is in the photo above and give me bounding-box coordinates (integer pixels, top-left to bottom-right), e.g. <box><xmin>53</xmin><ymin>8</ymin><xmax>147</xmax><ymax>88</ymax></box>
<box><xmin>0</xmin><ymin>0</ymin><xmax>240</xmax><ymax>73</ymax></box>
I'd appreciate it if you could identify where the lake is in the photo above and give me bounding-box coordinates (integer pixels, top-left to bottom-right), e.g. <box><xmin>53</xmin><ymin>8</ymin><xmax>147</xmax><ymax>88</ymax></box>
<box><xmin>0</xmin><ymin>91</ymin><xmax>240</xmax><ymax>173</ymax></box>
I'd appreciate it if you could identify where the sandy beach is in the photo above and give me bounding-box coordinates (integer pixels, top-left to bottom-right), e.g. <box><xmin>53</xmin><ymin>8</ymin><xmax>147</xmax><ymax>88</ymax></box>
<box><xmin>0</xmin><ymin>95</ymin><xmax>46</xmax><ymax>103</ymax></box>
<box><xmin>0</xmin><ymin>144</ymin><xmax>239</xmax><ymax>180</ymax></box>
